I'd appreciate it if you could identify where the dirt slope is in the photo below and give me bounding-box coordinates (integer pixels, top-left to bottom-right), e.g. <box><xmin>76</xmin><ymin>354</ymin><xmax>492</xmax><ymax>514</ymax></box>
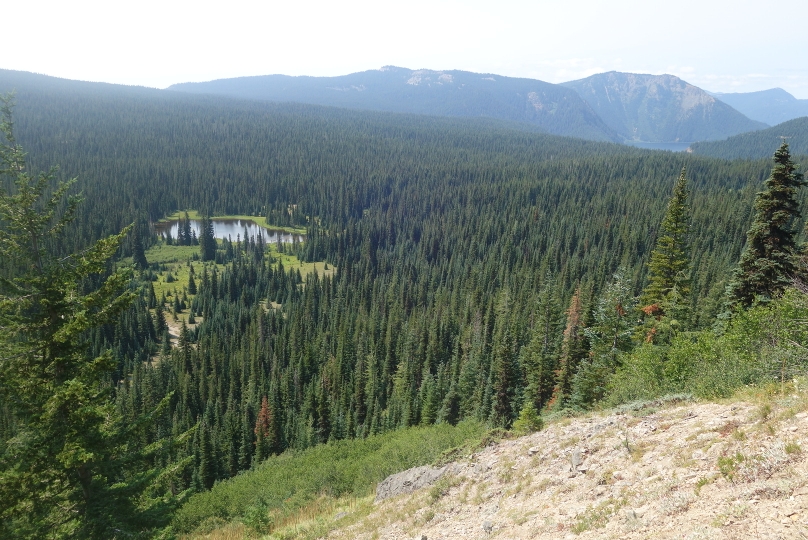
<box><xmin>328</xmin><ymin>395</ymin><xmax>808</xmax><ymax>540</ymax></box>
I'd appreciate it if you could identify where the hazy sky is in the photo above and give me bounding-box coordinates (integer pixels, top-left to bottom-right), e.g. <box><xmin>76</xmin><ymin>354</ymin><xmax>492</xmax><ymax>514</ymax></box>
<box><xmin>6</xmin><ymin>0</ymin><xmax>808</xmax><ymax>97</ymax></box>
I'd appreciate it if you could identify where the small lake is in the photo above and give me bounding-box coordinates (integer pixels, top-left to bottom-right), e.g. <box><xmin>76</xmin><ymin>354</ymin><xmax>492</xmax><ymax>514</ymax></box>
<box><xmin>155</xmin><ymin>219</ymin><xmax>304</xmax><ymax>243</ymax></box>
<box><xmin>625</xmin><ymin>141</ymin><xmax>693</xmax><ymax>152</ymax></box>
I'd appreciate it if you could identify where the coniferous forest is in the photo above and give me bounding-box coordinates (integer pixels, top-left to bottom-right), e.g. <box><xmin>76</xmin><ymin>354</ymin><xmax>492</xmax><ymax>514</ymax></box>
<box><xmin>2</xmin><ymin>71</ymin><xmax>808</xmax><ymax>538</ymax></box>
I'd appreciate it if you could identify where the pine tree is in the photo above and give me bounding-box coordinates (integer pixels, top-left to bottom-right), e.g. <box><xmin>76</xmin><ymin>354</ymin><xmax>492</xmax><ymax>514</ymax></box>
<box><xmin>188</xmin><ymin>265</ymin><xmax>198</xmax><ymax>295</ymax></box>
<box><xmin>549</xmin><ymin>287</ymin><xmax>587</xmax><ymax>410</ymax></box>
<box><xmin>0</xmin><ymin>96</ymin><xmax>179</xmax><ymax>539</ymax></box>
<box><xmin>200</xmin><ymin>216</ymin><xmax>217</xmax><ymax>262</ymax></box>
<box><xmin>131</xmin><ymin>221</ymin><xmax>149</xmax><ymax>270</ymax></box>
<box><xmin>572</xmin><ymin>271</ymin><xmax>635</xmax><ymax>408</ymax></box>
<box><xmin>730</xmin><ymin>142</ymin><xmax>805</xmax><ymax>307</ymax></box>
<box><xmin>640</xmin><ymin>167</ymin><xmax>691</xmax><ymax>314</ymax></box>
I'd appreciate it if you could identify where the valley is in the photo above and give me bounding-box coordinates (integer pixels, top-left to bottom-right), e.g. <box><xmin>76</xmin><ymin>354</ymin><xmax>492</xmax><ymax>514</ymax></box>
<box><xmin>1</xmin><ymin>65</ymin><xmax>808</xmax><ymax>539</ymax></box>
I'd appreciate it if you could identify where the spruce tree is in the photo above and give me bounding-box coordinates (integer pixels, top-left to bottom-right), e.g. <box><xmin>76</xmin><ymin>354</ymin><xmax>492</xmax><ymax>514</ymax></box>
<box><xmin>0</xmin><ymin>97</ymin><xmax>179</xmax><ymax>538</ymax></box>
<box><xmin>729</xmin><ymin>142</ymin><xmax>805</xmax><ymax>307</ymax></box>
<box><xmin>549</xmin><ymin>287</ymin><xmax>587</xmax><ymax>409</ymax></box>
<box><xmin>640</xmin><ymin>167</ymin><xmax>691</xmax><ymax>313</ymax></box>
<box><xmin>131</xmin><ymin>221</ymin><xmax>149</xmax><ymax>270</ymax></box>
<box><xmin>572</xmin><ymin>271</ymin><xmax>635</xmax><ymax>408</ymax></box>
<box><xmin>199</xmin><ymin>216</ymin><xmax>217</xmax><ymax>262</ymax></box>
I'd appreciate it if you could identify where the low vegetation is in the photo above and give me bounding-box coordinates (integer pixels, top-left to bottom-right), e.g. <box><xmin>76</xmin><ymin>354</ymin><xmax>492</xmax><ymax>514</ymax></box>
<box><xmin>172</xmin><ymin>421</ymin><xmax>486</xmax><ymax>536</ymax></box>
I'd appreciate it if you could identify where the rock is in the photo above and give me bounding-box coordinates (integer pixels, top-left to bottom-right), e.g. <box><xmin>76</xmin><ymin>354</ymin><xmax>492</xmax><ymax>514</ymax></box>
<box><xmin>528</xmin><ymin>446</ymin><xmax>540</xmax><ymax>456</ymax></box>
<box><xmin>482</xmin><ymin>520</ymin><xmax>494</xmax><ymax>533</ymax></box>
<box><xmin>570</xmin><ymin>449</ymin><xmax>583</xmax><ymax>470</ymax></box>
<box><xmin>375</xmin><ymin>465</ymin><xmax>448</xmax><ymax>502</ymax></box>
<box><xmin>334</xmin><ymin>511</ymin><xmax>348</xmax><ymax>520</ymax></box>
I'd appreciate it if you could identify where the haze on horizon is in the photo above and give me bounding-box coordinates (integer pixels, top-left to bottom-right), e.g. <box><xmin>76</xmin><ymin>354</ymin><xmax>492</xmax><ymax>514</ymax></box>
<box><xmin>6</xmin><ymin>0</ymin><xmax>808</xmax><ymax>98</ymax></box>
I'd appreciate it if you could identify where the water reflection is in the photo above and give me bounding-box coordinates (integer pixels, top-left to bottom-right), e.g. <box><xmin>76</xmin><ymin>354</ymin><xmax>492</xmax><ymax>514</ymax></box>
<box><xmin>155</xmin><ymin>219</ymin><xmax>304</xmax><ymax>243</ymax></box>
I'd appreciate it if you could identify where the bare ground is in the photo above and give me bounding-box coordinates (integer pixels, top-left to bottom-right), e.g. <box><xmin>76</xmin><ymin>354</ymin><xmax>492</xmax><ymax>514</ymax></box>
<box><xmin>327</xmin><ymin>394</ymin><xmax>808</xmax><ymax>540</ymax></box>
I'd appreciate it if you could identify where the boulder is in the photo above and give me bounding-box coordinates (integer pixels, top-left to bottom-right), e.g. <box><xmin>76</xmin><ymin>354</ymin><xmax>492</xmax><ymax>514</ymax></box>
<box><xmin>375</xmin><ymin>465</ymin><xmax>449</xmax><ymax>502</ymax></box>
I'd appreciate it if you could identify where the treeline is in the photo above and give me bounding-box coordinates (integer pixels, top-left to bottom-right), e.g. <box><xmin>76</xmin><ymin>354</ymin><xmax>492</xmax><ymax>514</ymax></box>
<box><xmin>691</xmin><ymin>116</ymin><xmax>808</xmax><ymax>160</ymax></box>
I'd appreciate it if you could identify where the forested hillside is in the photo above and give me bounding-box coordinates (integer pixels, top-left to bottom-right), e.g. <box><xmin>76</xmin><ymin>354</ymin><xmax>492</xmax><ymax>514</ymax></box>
<box><xmin>691</xmin><ymin>117</ymin><xmax>808</xmax><ymax>160</ymax></box>
<box><xmin>167</xmin><ymin>66</ymin><xmax>621</xmax><ymax>142</ymax></box>
<box><xmin>2</xmin><ymin>70</ymin><xmax>807</xmax><ymax>538</ymax></box>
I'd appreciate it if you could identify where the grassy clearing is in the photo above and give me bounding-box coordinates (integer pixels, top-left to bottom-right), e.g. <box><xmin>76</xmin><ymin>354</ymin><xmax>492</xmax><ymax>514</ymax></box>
<box><xmin>142</xmin><ymin>242</ymin><xmax>334</xmax><ymax>308</ymax></box>
<box><xmin>174</xmin><ymin>420</ymin><xmax>487</xmax><ymax>538</ymax></box>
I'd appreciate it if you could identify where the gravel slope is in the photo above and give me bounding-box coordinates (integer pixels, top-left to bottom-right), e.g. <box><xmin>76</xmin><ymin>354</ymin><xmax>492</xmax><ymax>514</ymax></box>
<box><xmin>327</xmin><ymin>395</ymin><xmax>808</xmax><ymax>540</ymax></box>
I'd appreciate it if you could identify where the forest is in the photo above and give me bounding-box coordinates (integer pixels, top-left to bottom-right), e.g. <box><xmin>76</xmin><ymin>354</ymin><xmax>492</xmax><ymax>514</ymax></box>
<box><xmin>1</xmin><ymin>74</ymin><xmax>808</xmax><ymax>538</ymax></box>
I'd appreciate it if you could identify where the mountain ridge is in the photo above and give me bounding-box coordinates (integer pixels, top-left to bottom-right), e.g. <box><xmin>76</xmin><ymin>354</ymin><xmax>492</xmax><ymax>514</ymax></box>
<box><xmin>713</xmin><ymin>88</ymin><xmax>808</xmax><ymax>126</ymax></box>
<box><xmin>562</xmin><ymin>71</ymin><xmax>768</xmax><ymax>143</ymax></box>
<box><xmin>168</xmin><ymin>66</ymin><xmax>623</xmax><ymax>142</ymax></box>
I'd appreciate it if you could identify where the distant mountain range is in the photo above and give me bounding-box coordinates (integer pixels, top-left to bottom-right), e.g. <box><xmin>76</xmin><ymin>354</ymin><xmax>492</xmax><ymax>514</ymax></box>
<box><xmin>169</xmin><ymin>68</ymin><xmax>768</xmax><ymax>145</ymax></box>
<box><xmin>561</xmin><ymin>72</ymin><xmax>767</xmax><ymax>143</ymax></box>
<box><xmin>690</xmin><ymin>117</ymin><xmax>808</xmax><ymax>160</ymax></box>
<box><xmin>5</xmin><ymin>67</ymin><xmax>805</xmax><ymax>153</ymax></box>
<box><xmin>169</xmin><ymin>67</ymin><xmax>623</xmax><ymax>142</ymax></box>
<box><xmin>712</xmin><ymin>88</ymin><xmax>808</xmax><ymax>126</ymax></box>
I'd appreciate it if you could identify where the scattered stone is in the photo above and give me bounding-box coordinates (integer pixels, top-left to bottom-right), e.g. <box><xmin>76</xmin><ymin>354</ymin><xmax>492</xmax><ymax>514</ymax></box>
<box><xmin>794</xmin><ymin>486</ymin><xmax>808</xmax><ymax>497</ymax></box>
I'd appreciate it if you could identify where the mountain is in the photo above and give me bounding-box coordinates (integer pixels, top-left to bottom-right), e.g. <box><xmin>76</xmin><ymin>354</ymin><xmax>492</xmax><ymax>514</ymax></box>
<box><xmin>562</xmin><ymin>71</ymin><xmax>768</xmax><ymax>143</ymax></box>
<box><xmin>712</xmin><ymin>88</ymin><xmax>808</xmax><ymax>126</ymax></box>
<box><xmin>167</xmin><ymin>66</ymin><xmax>622</xmax><ymax>142</ymax></box>
<box><xmin>690</xmin><ymin>117</ymin><xmax>808</xmax><ymax>160</ymax></box>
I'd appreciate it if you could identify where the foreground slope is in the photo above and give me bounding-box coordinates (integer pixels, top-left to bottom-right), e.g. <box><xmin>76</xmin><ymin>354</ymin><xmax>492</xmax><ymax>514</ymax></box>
<box><xmin>714</xmin><ymin>88</ymin><xmax>808</xmax><ymax>126</ymax></box>
<box><xmin>563</xmin><ymin>72</ymin><xmax>767</xmax><ymax>143</ymax></box>
<box><xmin>167</xmin><ymin>66</ymin><xmax>622</xmax><ymax>142</ymax></box>
<box><xmin>327</xmin><ymin>396</ymin><xmax>808</xmax><ymax>540</ymax></box>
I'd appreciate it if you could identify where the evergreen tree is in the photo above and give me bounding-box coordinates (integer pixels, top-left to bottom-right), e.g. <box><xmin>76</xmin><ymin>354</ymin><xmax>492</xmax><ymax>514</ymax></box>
<box><xmin>520</xmin><ymin>283</ymin><xmax>562</xmax><ymax>411</ymax></box>
<box><xmin>640</xmin><ymin>167</ymin><xmax>691</xmax><ymax>314</ymax></box>
<box><xmin>729</xmin><ymin>142</ymin><xmax>805</xmax><ymax>307</ymax></box>
<box><xmin>188</xmin><ymin>265</ymin><xmax>197</xmax><ymax>295</ymax></box>
<box><xmin>200</xmin><ymin>216</ymin><xmax>217</xmax><ymax>262</ymax></box>
<box><xmin>549</xmin><ymin>287</ymin><xmax>587</xmax><ymax>409</ymax></box>
<box><xmin>0</xmin><ymin>97</ymin><xmax>178</xmax><ymax>539</ymax></box>
<box><xmin>180</xmin><ymin>211</ymin><xmax>193</xmax><ymax>246</ymax></box>
<box><xmin>131</xmin><ymin>221</ymin><xmax>149</xmax><ymax>270</ymax></box>
<box><xmin>572</xmin><ymin>271</ymin><xmax>635</xmax><ymax>408</ymax></box>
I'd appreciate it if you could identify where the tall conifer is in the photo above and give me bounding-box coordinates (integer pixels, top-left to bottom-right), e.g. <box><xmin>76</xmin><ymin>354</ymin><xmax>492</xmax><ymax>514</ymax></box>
<box><xmin>0</xmin><ymin>96</ymin><xmax>179</xmax><ymax>538</ymax></box>
<box><xmin>641</xmin><ymin>167</ymin><xmax>691</xmax><ymax>313</ymax></box>
<box><xmin>729</xmin><ymin>142</ymin><xmax>805</xmax><ymax>307</ymax></box>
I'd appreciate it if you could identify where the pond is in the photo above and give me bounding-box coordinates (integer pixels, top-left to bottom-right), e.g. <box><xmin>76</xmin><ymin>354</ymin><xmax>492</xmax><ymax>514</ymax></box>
<box><xmin>155</xmin><ymin>219</ymin><xmax>304</xmax><ymax>243</ymax></box>
<box><xmin>624</xmin><ymin>141</ymin><xmax>693</xmax><ymax>152</ymax></box>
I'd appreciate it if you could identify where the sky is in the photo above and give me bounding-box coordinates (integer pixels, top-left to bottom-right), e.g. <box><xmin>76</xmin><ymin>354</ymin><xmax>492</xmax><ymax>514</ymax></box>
<box><xmin>5</xmin><ymin>0</ymin><xmax>808</xmax><ymax>98</ymax></box>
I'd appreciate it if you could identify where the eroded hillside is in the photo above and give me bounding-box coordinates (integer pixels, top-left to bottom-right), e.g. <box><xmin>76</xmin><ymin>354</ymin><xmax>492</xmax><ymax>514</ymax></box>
<box><xmin>325</xmin><ymin>394</ymin><xmax>808</xmax><ymax>540</ymax></box>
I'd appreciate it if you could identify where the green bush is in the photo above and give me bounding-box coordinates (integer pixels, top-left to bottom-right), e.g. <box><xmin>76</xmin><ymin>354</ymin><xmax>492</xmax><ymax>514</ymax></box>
<box><xmin>607</xmin><ymin>289</ymin><xmax>808</xmax><ymax>406</ymax></box>
<box><xmin>512</xmin><ymin>401</ymin><xmax>544</xmax><ymax>435</ymax></box>
<box><xmin>171</xmin><ymin>420</ymin><xmax>486</xmax><ymax>534</ymax></box>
